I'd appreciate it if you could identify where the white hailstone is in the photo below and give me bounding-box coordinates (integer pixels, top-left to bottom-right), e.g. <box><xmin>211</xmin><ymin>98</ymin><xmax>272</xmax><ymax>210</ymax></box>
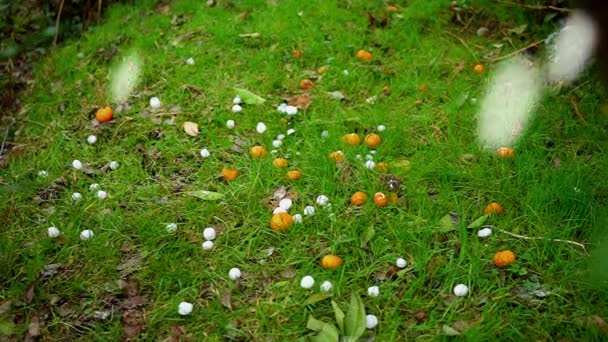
<box><xmin>226</xmin><ymin>120</ymin><xmax>235</xmax><ymax>128</ymax></box>
<box><xmin>453</xmin><ymin>284</ymin><xmax>469</xmax><ymax>297</ymax></box>
<box><xmin>200</xmin><ymin>148</ymin><xmax>211</xmax><ymax>158</ymax></box>
<box><xmin>273</xmin><ymin>207</ymin><xmax>287</xmax><ymax>214</ymax></box>
<box><xmin>256</xmin><ymin>122</ymin><xmax>267</xmax><ymax>133</ymax></box>
<box><xmin>366</xmin><ymin>315</ymin><xmax>379</xmax><ymax>329</ymax></box>
<box><xmin>377</xmin><ymin>125</ymin><xmax>386</xmax><ymax>132</ymax></box>
<box><xmin>89</xmin><ymin>183</ymin><xmax>100</xmax><ymax>191</ymax></box>
<box><xmin>47</xmin><ymin>227</ymin><xmax>61</xmax><ymax>238</ymax></box>
<box><xmin>87</xmin><ymin>135</ymin><xmax>97</xmax><ymax>144</ymax></box>
<box><xmin>366</xmin><ymin>154</ymin><xmax>374</xmax><ymax>160</ymax></box>
<box><xmin>233</xmin><ymin>95</ymin><xmax>242</xmax><ymax>104</ymax></box>
<box><xmin>300</xmin><ymin>275</ymin><xmax>315</xmax><ymax>289</ymax></box>
<box><xmin>80</xmin><ymin>229</ymin><xmax>94</xmax><ymax>240</ymax></box>
<box><xmin>320</xmin><ymin>280</ymin><xmax>333</xmax><ymax>292</ymax></box>
<box><xmin>470</xmin><ymin>97</ymin><xmax>478</xmax><ymax>104</ymax></box>
<box><xmin>285</xmin><ymin>105</ymin><xmax>298</xmax><ymax>116</ymax></box>
<box><xmin>364</xmin><ymin>160</ymin><xmax>376</xmax><ymax>169</ymax></box>
<box><xmin>277</xmin><ymin>103</ymin><xmax>287</xmax><ymax>113</ymax></box>
<box><xmin>272</xmin><ymin>140</ymin><xmax>282</xmax><ymax>148</ymax></box>
<box><xmin>287</xmin><ymin>128</ymin><xmax>296</xmax><ymax>135</ymax></box>
<box><xmin>186</xmin><ymin>57</ymin><xmax>195</xmax><ymax>65</ymax></box>
<box><xmin>343</xmin><ymin>69</ymin><xmax>349</xmax><ymax>76</ymax></box>
<box><xmin>316</xmin><ymin>195</ymin><xmax>329</xmax><ymax>206</ymax></box>
<box><xmin>228</xmin><ymin>268</ymin><xmax>242</xmax><ymax>280</ymax></box>
<box><xmin>203</xmin><ymin>227</ymin><xmax>217</xmax><ymax>241</ymax></box>
<box><xmin>396</xmin><ymin>258</ymin><xmax>407</xmax><ymax>269</ymax></box>
<box><xmin>277</xmin><ymin>134</ymin><xmax>286</xmax><ymax>140</ymax></box>
<box><xmin>150</xmin><ymin>97</ymin><xmax>161</xmax><ymax>109</ymax></box>
<box><xmin>72</xmin><ymin>160</ymin><xmax>83</xmax><ymax>170</ymax></box>
<box><xmin>477</xmin><ymin>227</ymin><xmax>492</xmax><ymax>238</ymax></box>
<box><xmin>303</xmin><ymin>206</ymin><xmax>315</xmax><ymax>216</ymax></box>
<box><xmin>367</xmin><ymin>286</ymin><xmax>380</xmax><ymax>297</ymax></box>
<box><xmin>279</xmin><ymin>198</ymin><xmax>292</xmax><ymax>210</ymax></box>
<box><xmin>355</xmin><ymin>154</ymin><xmax>362</xmax><ymax>160</ymax></box>
<box><xmin>178</xmin><ymin>302</ymin><xmax>193</xmax><ymax>315</ymax></box>
<box><xmin>231</xmin><ymin>104</ymin><xmax>242</xmax><ymax>113</ymax></box>
<box><xmin>270</xmin><ymin>149</ymin><xmax>278</xmax><ymax>154</ymax></box>
<box><xmin>369</xmin><ymin>150</ymin><xmax>377</xmax><ymax>155</ymax></box>
<box><xmin>71</xmin><ymin>192</ymin><xmax>82</xmax><ymax>201</ymax></box>
<box><xmin>321</xmin><ymin>130</ymin><xmax>329</xmax><ymax>138</ymax></box>
<box><xmin>96</xmin><ymin>190</ymin><xmax>107</xmax><ymax>199</ymax></box>
<box><xmin>109</xmin><ymin>161</ymin><xmax>119</xmax><ymax>170</ymax></box>
<box><xmin>202</xmin><ymin>240</ymin><xmax>214</xmax><ymax>250</ymax></box>
<box><xmin>293</xmin><ymin>213</ymin><xmax>303</xmax><ymax>224</ymax></box>
<box><xmin>38</xmin><ymin>170</ymin><xmax>49</xmax><ymax>177</ymax></box>
<box><xmin>166</xmin><ymin>223</ymin><xmax>177</xmax><ymax>233</ymax></box>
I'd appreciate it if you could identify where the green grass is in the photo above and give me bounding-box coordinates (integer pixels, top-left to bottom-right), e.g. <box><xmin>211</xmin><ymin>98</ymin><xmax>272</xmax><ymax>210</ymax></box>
<box><xmin>2</xmin><ymin>0</ymin><xmax>608</xmax><ymax>340</ymax></box>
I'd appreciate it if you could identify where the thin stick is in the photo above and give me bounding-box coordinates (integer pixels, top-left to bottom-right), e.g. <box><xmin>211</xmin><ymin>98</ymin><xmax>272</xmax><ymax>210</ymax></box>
<box><xmin>494</xmin><ymin>228</ymin><xmax>587</xmax><ymax>253</ymax></box>
<box><xmin>97</xmin><ymin>0</ymin><xmax>103</xmax><ymax>21</ymax></box>
<box><xmin>497</xmin><ymin>1</ymin><xmax>571</xmax><ymax>13</ymax></box>
<box><xmin>0</xmin><ymin>120</ymin><xmax>16</xmax><ymax>159</ymax></box>
<box><xmin>489</xmin><ymin>39</ymin><xmax>545</xmax><ymax>62</ymax></box>
<box><xmin>53</xmin><ymin>0</ymin><xmax>65</xmax><ymax>46</ymax></box>
<box><xmin>570</xmin><ymin>97</ymin><xmax>587</xmax><ymax>124</ymax></box>
<box><xmin>445</xmin><ymin>30</ymin><xmax>478</xmax><ymax>61</ymax></box>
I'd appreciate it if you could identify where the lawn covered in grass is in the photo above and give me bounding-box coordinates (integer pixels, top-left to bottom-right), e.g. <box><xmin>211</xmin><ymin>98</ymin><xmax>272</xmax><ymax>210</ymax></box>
<box><xmin>1</xmin><ymin>0</ymin><xmax>608</xmax><ymax>340</ymax></box>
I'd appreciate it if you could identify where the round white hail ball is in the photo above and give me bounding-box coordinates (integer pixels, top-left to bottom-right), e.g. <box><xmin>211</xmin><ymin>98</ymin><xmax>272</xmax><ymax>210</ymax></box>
<box><xmin>272</xmin><ymin>140</ymin><xmax>282</xmax><ymax>148</ymax></box>
<box><xmin>231</xmin><ymin>104</ymin><xmax>242</xmax><ymax>113</ymax></box>
<box><xmin>87</xmin><ymin>135</ymin><xmax>97</xmax><ymax>144</ymax></box>
<box><xmin>166</xmin><ymin>223</ymin><xmax>177</xmax><ymax>233</ymax></box>
<box><xmin>276</xmin><ymin>134</ymin><xmax>286</xmax><ymax>140</ymax></box>
<box><xmin>96</xmin><ymin>190</ymin><xmax>107</xmax><ymax>199</ymax></box>
<box><xmin>256</xmin><ymin>122</ymin><xmax>267</xmax><ymax>134</ymax></box>
<box><xmin>453</xmin><ymin>284</ymin><xmax>469</xmax><ymax>297</ymax></box>
<box><xmin>364</xmin><ymin>160</ymin><xmax>376</xmax><ymax>169</ymax></box>
<box><xmin>287</xmin><ymin>128</ymin><xmax>295</xmax><ymax>135</ymax></box>
<box><xmin>109</xmin><ymin>161</ymin><xmax>119</xmax><ymax>170</ymax></box>
<box><xmin>365</xmin><ymin>154</ymin><xmax>374</xmax><ymax>160</ymax></box>
<box><xmin>396</xmin><ymin>258</ymin><xmax>407</xmax><ymax>269</ymax></box>
<box><xmin>38</xmin><ymin>170</ymin><xmax>49</xmax><ymax>177</ymax></box>
<box><xmin>71</xmin><ymin>192</ymin><xmax>82</xmax><ymax>201</ymax></box>
<box><xmin>226</xmin><ymin>120</ymin><xmax>235</xmax><ymax>129</ymax></box>
<box><xmin>303</xmin><ymin>206</ymin><xmax>315</xmax><ymax>216</ymax></box>
<box><xmin>80</xmin><ymin>229</ymin><xmax>94</xmax><ymax>240</ymax></box>
<box><xmin>367</xmin><ymin>286</ymin><xmax>380</xmax><ymax>297</ymax></box>
<box><xmin>316</xmin><ymin>195</ymin><xmax>329</xmax><ymax>206</ymax></box>
<box><xmin>300</xmin><ymin>275</ymin><xmax>315</xmax><ymax>289</ymax></box>
<box><xmin>229</xmin><ymin>268</ymin><xmax>242</xmax><ymax>280</ymax></box>
<box><xmin>277</xmin><ymin>103</ymin><xmax>287</xmax><ymax>112</ymax></box>
<box><xmin>149</xmin><ymin>97</ymin><xmax>161</xmax><ymax>109</ymax></box>
<box><xmin>186</xmin><ymin>57</ymin><xmax>195</xmax><ymax>65</ymax></box>
<box><xmin>89</xmin><ymin>183</ymin><xmax>100</xmax><ymax>191</ymax></box>
<box><xmin>320</xmin><ymin>280</ymin><xmax>333</xmax><ymax>292</ymax></box>
<box><xmin>377</xmin><ymin>125</ymin><xmax>386</xmax><ymax>132</ymax></box>
<box><xmin>279</xmin><ymin>198</ymin><xmax>292</xmax><ymax>210</ymax></box>
<box><xmin>285</xmin><ymin>106</ymin><xmax>298</xmax><ymax>115</ymax></box>
<box><xmin>321</xmin><ymin>130</ymin><xmax>329</xmax><ymax>138</ymax></box>
<box><xmin>178</xmin><ymin>302</ymin><xmax>193</xmax><ymax>315</ymax></box>
<box><xmin>366</xmin><ymin>314</ymin><xmax>379</xmax><ymax>329</ymax></box>
<box><xmin>72</xmin><ymin>160</ymin><xmax>83</xmax><ymax>170</ymax></box>
<box><xmin>203</xmin><ymin>227</ymin><xmax>216</xmax><ymax>241</ymax></box>
<box><xmin>200</xmin><ymin>148</ymin><xmax>211</xmax><ymax>158</ymax></box>
<box><xmin>233</xmin><ymin>95</ymin><xmax>242</xmax><ymax>104</ymax></box>
<box><xmin>293</xmin><ymin>213</ymin><xmax>303</xmax><ymax>223</ymax></box>
<box><xmin>47</xmin><ymin>227</ymin><xmax>61</xmax><ymax>238</ymax></box>
<box><xmin>477</xmin><ymin>227</ymin><xmax>492</xmax><ymax>238</ymax></box>
<box><xmin>202</xmin><ymin>240</ymin><xmax>214</xmax><ymax>250</ymax></box>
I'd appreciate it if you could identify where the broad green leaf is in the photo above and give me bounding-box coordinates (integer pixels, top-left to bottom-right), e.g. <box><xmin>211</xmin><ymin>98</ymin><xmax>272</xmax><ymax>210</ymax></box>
<box><xmin>344</xmin><ymin>294</ymin><xmax>366</xmax><ymax>341</ymax></box>
<box><xmin>306</xmin><ymin>316</ymin><xmax>340</xmax><ymax>342</ymax></box>
<box><xmin>233</xmin><ymin>87</ymin><xmax>266</xmax><ymax>105</ymax></box>
<box><xmin>304</xmin><ymin>293</ymin><xmax>332</xmax><ymax>305</ymax></box>
<box><xmin>331</xmin><ymin>300</ymin><xmax>345</xmax><ymax>334</ymax></box>
<box><xmin>467</xmin><ymin>214</ymin><xmax>488</xmax><ymax>229</ymax></box>
<box><xmin>183</xmin><ymin>190</ymin><xmax>225</xmax><ymax>201</ymax></box>
<box><xmin>360</xmin><ymin>226</ymin><xmax>375</xmax><ymax>245</ymax></box>
<box><xmin>437</xmin><ymin>212</ymin><xmax>458</xmax><ymax>233</ymax></box>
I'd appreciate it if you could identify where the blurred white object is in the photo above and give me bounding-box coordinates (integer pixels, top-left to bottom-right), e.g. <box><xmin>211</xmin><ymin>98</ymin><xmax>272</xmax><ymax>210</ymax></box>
<box><xmin>48</xmin><ymin>227</ymin><xmax>61</xmax><ymax>238</ymax></box>
<box><xmin>72</xmin><ymin>160</ymin><xmax>83</xmax><ymax>170</ymax></box>
<box><xmin>366</xmin><ymin>314</ymin><xmax>379</xmax><ymax>329</ymax></box>
<box><xmin>80</xmin><ymin>229</ymin><xmax>94</xmax><ymax>240</ymax></box>
<box><xmin>453</xmin><ymin>284</ymin><xmax>469</xmax><ymax>297</ymax></box>
<box><xmin>229</xmin><ymin>268</ymin><xmax>242</xmax><ymax>280</ymax></box>
<box><xmin>87</xmin><ymin>135</ymin><xmax>97</xmax><ymax>144</ymax></box>
<box><xmin>300</xmin><ymin>275</ymin><xmax>315</xmax><ymax>289</ymax></box>
<box><xmin>166</xmin><ymin>223</ymin><xmax>177</xmax><ymax>233</ymax></box>
<box><xmin>256</xmin><ymin>122</ymin><xmax>267</xmax><ymax>133</ymax></box>
<box><xmin>320</xmin><ymin>280</ymin><xmax>333</xmax><ymax>292</ymax></box>
<box><xmin>150</xmin><ymin>97</ymin><xmax>161</xmax><ymax>109</ymax></box>
<box><xmin>109</xmin><ymin>161</ymin><xmax>119</xmax><ymax>170</ymax></box>
<box><xmin>186</xmin><ymin>57</ymin><xmax>195</xmax><ymax>65</ymax></box>
<box><xmin>200</xmin><ymin>148</ymin><xmax>211</xmax><ymax>158</ymax></box>
<box><xmin>178</xmin><ymin>302</ymin><xmax>193</xmax><ymax>315</ymax></box>
<box><xmin>477</xmin><ymin>227</ymin><xmax>492</xmax><ymax>238</ymax></box>
<box><xmin>202</xmin><ymin>240</ymin><xmax>214</xmax><ymax>250</ymax></box>
<box><xmin>367</xmin><ymin>286</ymin><xmax>380</xmax><ymax>297</ymax></box>
<box><xmin>396</xmin><ymin>258</ymin><xmax>407</xmax><ymax>268</ymax></box>
<box><xmin>71</xmin><ymin>192</ymin><xmax>82</xmax><ymax>201</ymax></box>
<box><xmin>203</xmin><ymin>227</ymin><xmax>217</xmax><ymax>241</ymax></box>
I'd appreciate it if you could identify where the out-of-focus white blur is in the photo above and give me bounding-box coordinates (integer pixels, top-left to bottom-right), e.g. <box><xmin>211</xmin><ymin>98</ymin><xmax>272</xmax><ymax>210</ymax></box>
<box><xmin>110</xmin><ymin>52</ymin><xmax>141</xmax><ymax>103</ymax></box>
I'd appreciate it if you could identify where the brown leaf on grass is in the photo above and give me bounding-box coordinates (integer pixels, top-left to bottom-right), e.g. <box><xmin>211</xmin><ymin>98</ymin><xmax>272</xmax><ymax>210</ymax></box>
<box><xmin>34</xmin><ymin>177</ymin><xmax>67</xmax><ymax>201</ymax></box>
<box><xmin>116</xmin><ymin>255</ymin><xmax>143</xmax><ymax>277</ymax></box>
<box><xmin>120</xmin><ymin>296</ymin><xmax>149</xmax><ymax>310</ymax></box>
<box><xmin>413</xmin><ymin>309</ymin><xmax>428</xmax><ymax>323</ymax></box>
<box><xmin>577</xmin><ymin>315</ymin><xmax>608</xmax><ymax>334</ymax></box>
<box><xmin>27</xmin><ymin>312</ymin><xmax>40</xmax><ymax>337</ymax></box>
<box><xmin>0</xmin><ymin>300</ymin><xmax>12</xmax><ymax>315</ymax></box>
<box><xmin>280</xmin><ymin>267</ymin><xmax>297</xmax><ymax>279</ymax></box>
<box><xmin>221</xmin><ymin>289</ymin><xmax>233</xmax><ymax>310</ymax></box>
<box><xmin>183</xmin><ymin>121</ymin><xmax>199</xmax><ymax>136</ymax></box>
<box><xmin>24</xmin><ymin>283</ymin><xmax>35</xmax><ymax>304</ymax></box>
<box><xmin>287</xmin><ymin>93</ymin><xmax>312</xmax><ymax>110</ymax></box>
<box><xmin>230</xmin><ymin>145</ymin><xmax>244</xmax><ymax>154</ymax></box>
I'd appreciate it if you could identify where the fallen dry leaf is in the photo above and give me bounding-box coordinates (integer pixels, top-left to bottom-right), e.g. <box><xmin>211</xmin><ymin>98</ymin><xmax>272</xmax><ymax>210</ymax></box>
<box><xmin>221</xmin><ymin>289</ymin><xmax>233</xmax><ymax>310</ymax></box>
<box><xmin>288</xmin><ymin>93</ymin><xmax>312</xmax><ymax>110</ymax></box>
<box><xmin>280</xmin><ymin>267</ymin><xmax>297</xmax><ymax>279</ymax></box>
<box><xmin>183</xmin><ymin>121</ymin><xmax>199</xmax><ymax>136</ymax></box>
<box><xmin>24</xmin><ymin>283</ymin><xmax>35</xmax><ymax>304</ymax></box>
<box><xmin>27</xmin><ymin>312</ymin><xmax>40</xmax><ymax>337</ymax></box>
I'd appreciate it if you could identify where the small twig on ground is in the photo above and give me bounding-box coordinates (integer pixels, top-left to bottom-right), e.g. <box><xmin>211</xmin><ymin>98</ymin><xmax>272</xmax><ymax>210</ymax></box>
<box><xmin>53</xmin><ymin>0</ymin><xmax>65</xmax><ymax>46</ymax></box>
<box><xmin>97</xmin><ymin>0</ymin><xmax>103</xmax><ymax>21</ymax></box>
<box><xmin>489</xmin><ymin>39</ymin><xmax>545</xmax><ymax>62</ymax></box>
<box><xmin>497</xmin><ymin>1</ymin><xmax>572</xmax><ymax>13</ymax></box>
<box><xmin>445</xmin><ymin>30</ymin><xmax>478</xmax><ymax>61</ymax></box>
<box><xmin>492</xmin><ymin>227</ymin><xmax>587</xmax><ymax>254</ymax></box>
<box><xmin>0</xmin><ymin>119</ymin><xmax>16</xmax><ymax>159</ymax></box>
<box><xmin>570</xmin><ymin>97</ymin><xmax>587</xmax><ymax>124</ymax></box>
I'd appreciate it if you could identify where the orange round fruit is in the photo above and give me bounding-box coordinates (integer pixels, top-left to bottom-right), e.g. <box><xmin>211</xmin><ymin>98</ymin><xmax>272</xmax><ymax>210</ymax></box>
<box><xmin>387</xmin><ymin>193</ymin><xmax>398</xmax><ymax>203</ymax></box>
<box><xmin>350</xmin><ymin>191</ymin><xmax>368</xmax><ymax>206</ymax></box>
<box><xmin>377</xmin><ymin>162</ymin><xmax>389</xmax><ymax>173</ymax></box>
<box><xmin>493</xmin><ymin>250</ymin><xmax>516</xmax><ymax>267</ymax></box>
<box><xmin>95</xmin><ymin>106</ymin><xmax>113</xmax><ymax>123</ymax></box>
<box><xmin>473</xmin><ymin>63</ymin><xmax>485</xmax><ymax>74</ymax></box>
<box><xmin>273</xmin><ymin>158</ymin><xmax>289</xmax><ymax>168</ymax></box>
<box><xmin>250</xmin><ymin>145</ymin><xmax>268</xmax><ymax>158</ymax></box>
<box><xmin>328</xmin><ymin>151</ymin><xmax>345</xmax><ymax>162</ymax></box>
<box><xmin>497</xmin><ymin>147</ymin><xmax>515</xmax><ymax>158</ymax></box>
<box><xmin>221</xmin><ymin>168</ymin><xmax>239</xmax><ymax>181</ymax></box>
<box><xmin>321</xmin><ymin>254</ymin><xmax>343</xmax><ymax>269</ymax></box>
<box><xmin>364</xmin><ymin>133</ymin><xmax>382</xmax><ymax>148</ymax></box>
<box><xmin>293</xmin><ymin>49</ymin><xmax>303</xmax><ymax>59</ymax></box>
<box><xmin>300</xmin><ymin>79</ymin><xmax>314</xmax><ymax>90</ymax></box>
<box><xmin>317</xmin><ymin>66</ymin><xmax>328</xmax><ymax>75</ymax></box>
<box><xmin>373</xmin><ymin>192</ymin><xmax>388</xmax><ymax>207</ymax></box>
<box><xmin>270</xmin><ymin>212</ymin><xmax>294</xmax><ymax>231</ymax></box>
<box><xmin>287</xmin><ymin>170</ymin><xmax>302</xmax><ymax>180</ymax></box>
<box><xmin>484</xmin><ymin>202</ymin><xmax>503</xmax><ymax>215</ymax></box>
<box><xmin>356</xmin><ymin>49</ymin><xmax>373</xmax><ymax>61</ymax></box>
<box><xmin>341</xmin><ymin>133</ymin><xmax>361</xmax><ymax>146</ymax></box>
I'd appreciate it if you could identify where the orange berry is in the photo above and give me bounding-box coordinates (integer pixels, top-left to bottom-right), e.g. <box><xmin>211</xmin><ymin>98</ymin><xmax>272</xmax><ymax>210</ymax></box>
<box><xmin>270</xmin><ymin>212</ymin><xmax>294</xmax><ymax>231</ymax></box>
<box><xmin>293</xmin><ymin>49</ymin><xmax>303</xmax><ymax>59</ymax></box>
<box><xmin>373</xmin><ymin>192</ymin><xmax>388</xmax><ymax>207</ymax></box>
<box><xmin>273</xmin><ymin>158</ymin><xmax>289</xmax><ymax>169</ymax></box>
<box><xmin>387</xmin><ymin>193</ymin><xmax>398</xmax><ymax>203</ymax></box>
<box><xmin>300</xmin><ymin>79</ymin><xmax>314</xmax><ymax>90</ymax></box>
<box><xmin>484</xmin><ymin>202</ymin><xmax>503</xmax><ymax>215</ymax></box>
<box><xmin>317</xmin><ymin>66</ymin><xmax>328</xmax><ymax>75</ymax></box>
<box><xmin>497</xmin><ymin>147</ymin><xmax>515</xmax><ymax>158</ymax></box>
<box><xmin>473</xmin><ymin>64</ymin><xmax>485</xmax><ymax>74</ymax></box>
<box><xmin>493</xmin><ymin>250</ymin><xmax>516</xmax><ymax>267</ymax></box>
<box><xmin>250</xmin><ymin>145</ymin><xmax>268</xmax><ymax>158</ymax></box>
<box><xmin>377</xmin><ymin>162</ymin><xmax>389</xmax><ymax>173</ymax></box>
<box><xmin>350</xmin><ymin>191</ymin><xmax>368</xmax><ymax>206</ymax></box>
<box><xmin>364</xmin><ymin>133</ymin><xmax>382</xmax><ymax>148</ymax></box>
<box><xmin>221</xmin><ymin>168</ymin><xmax>239</xmax><ymax>181</ymax></box>
<box><xmin>341</xmin><ymin>133</ymin><xmax>361</xmax><ymax>146</ymax></box>
<box><xmin>95</xmin><ymin>106</ymin><xmax>113</xmax><ymax>123</ymax></box>
<box><xmin>356</xmin><ymin>49</ymin><xmax>373</xmax><ymax>61</ymax></box>
<box><xmin>287</xmin><ymin>170</ymin><xmax>302</xmax><ymax>180</ymax></box>
<box><xmin>321</xmin><ymin>254</ymin><xmax>343</xmax><ymax>269</ymax></box>
<box><xmin>328</xmin><ymin>151</ymin><xmax>345</xmax><ymax>162</ymax></box>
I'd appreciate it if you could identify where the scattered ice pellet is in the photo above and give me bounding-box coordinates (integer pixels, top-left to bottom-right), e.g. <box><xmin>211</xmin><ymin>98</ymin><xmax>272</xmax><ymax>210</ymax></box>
<box><xmin>72</xmin><ymin>192</ymin><xmax>82</xmax><ymax>201</ymax></box>
<box><xmin>355</xmin><ymin>154</ymin><xmax>362</xmax><ymax>160</ymax></box>
<box><xmin>72</xmin><ymin>160</ymin><xmax>83</xmax><ymax>170</ymax></box>
<box><xmin>300</xmin><ymin>275</ymin><xmax>315</xmax><ymax>289</ymax></box>
<box><xmin>321</xmin><ymin>130</ymin><xmax>329</xmax><ymax>138</ymax></box>
<box><xmin>89</xmin><ymin>183</ymin><xmax>100</xmax><ymax>191</ymax></box>
<box><xmin>226</xmin><ymin>120</ymin><xmax>235</xmax><ymax>129</ymax></box>
<box><xmin>453</xmin><ymin>284</ymin><xmax>469</xmax><ymax>297</ymax></box>
<box><xmin>38</xmin><ymin>170</ymin><xmax>49</xmax><ymax>177</ymax></box>
<box><xmin>343</xmin><ymin>69</ymin><xmax>349</xmax><ymax>76</ymax></box>
<box><xmin>186</xmin><ymin>57</ymin><xmax>195</xmax><ymax>65</ymax></box>
<box><xmin>285</xmin><ymin>105</ymin><xmax>298</xmax><ymax>116</ymax></box>
<box><xmin>80</xmin><ymin>229</ymin><xmax>94</xmax><ymax>240</ymax></box>
<box><xmin>166</xmin><ymin>223</ymin><xmax>177</xmax><ymax>233</ymax></box>
<box><xmin>369</xmin><ymin>150</ymin><xmax>377</xmax><ymax>154</ymax></box>
<box><xmin>233</xmin><ymin>95</ymin><xmax>242</xmax><ymax>104</ymax></box>
<box><xmin>178</xmin><ymin>302</ymin><xmax>193</xmax><ymax>315</ymax></box>
<box><xmin>272</xmin><ymin>140</ymin><xmax>282</xmax><ymax>148</ymax></box>
<box><xmin>203</xmin><ymin>227</ymin><xmax>217</xmax><ymax>241</ymax></box>
<box><xmin>366</xmin><ymin>154</ymin><xmax>374</xmax><ymax>160</ymax></box>
<box><xmin>229</xmin><ymin>268</ymin><xmax>242</xmax><ymax>280</ymax></box>
<box><xmin>273</xmin><ymin>207</ymin><xmax>287</xmax><ymax>214</ymax></box>
<box><xmin>109</xmin><ymin>161</ymin><xmax>119</xmax><ymax>170</ymax></box>
<box><xmin>293</xmin><ymin>213</ymin><xmax>303</xmax><ymax>224</ymax></box>
<box><xmin>231</xmin><ymin>104</ymin><xmax>242</xmax><ymax>113</ymax></box>
<box><xmin>96</xmin><ymin>190</ymin><xmax>107</xmax><ymax>199</ymax></box>
<box><xmin>271</xmin><ymin>150</ymin><xmax>278</xmax><ymax>154</ymax></box>
<box><xmin>377</xmin><ymin>125</ymin><xmax>386</xmax><ymax>132</ymax></box>
<box><xmin>202</xmin><ymin>240</ymin><xmax>214</xmax><ymax>250</ymax></box>
<box><xmin>303</xmin><ymin>206</ymin><xmax>315</xmax><ymax>216</ymax></box>
<box><xmin>364</xmin><ymin>160</ymin><xmax>376</xmax><ymax>169</ymax></box>
<box><xmin>366</xmin><ymin>315</ymin><xmax>379</xmax><ymax>329</ymax></box>
<box><xmin>256</xmin><ymin>122</ymin><xmax>267</xmax><ymax>133</ymax></box>
<box><xmin>200</xmin><ymin>148</ymin><xmax>211</xmax><ymax>158</ymax></box>
<box><xmin>396</xmin><ymin>258</ymin><xmax>407</xmax><ymax>269</ymax></box>
<box><xmin>287</xmin><ymin>128</ymin><xmax>295</xmax><ymax>135</ymax></box>
<box><xmin>477</xmin><ymin>227</ymin><xmax>492</xmax><ymax>238</ymax></box>
<box><xmin>277</xmin><ymin>134</ymin><xmax>286</xmax><ymax>140</ymax></box>
<box><xmin>367</xmin><ymin>286</ymin><xmax>380</xmax><ymax>297</ymax></box>
<box><xmin>316</xmin><ymin>195</ymin><xmax>329</xmax><ymax>206</ymax></box>
<box><xmin>470</xmin><ymin>97</ymin><xmax>478</xmax><ymax>104</ymax></box>
<box><xmin>150</xmin><ymin>97</ymin><xmax>161</xmax><ymax>109</ymax></box>
<box><xmin>277</xmin><ymin>103</ymin><xmax>287</xmax><ymax>113</ymax></box>
<box><xmin>47</xmin><ymin>227</ymin><xmax>61</xmax><ymax>238</ymax></box>
<box><xmin>87</xmin><ymin>135</ymin><xmax>97</xmax><ymax>144</ymax></box>
<box><xmin>279</xmin><ymin>198</ymin><xmax>292</xmax><ymax>210</ymax></box>
<box><xmin>320</xmin><ymin>280</ymin><xmax>333</xmax><ymax>292</ymax></box>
